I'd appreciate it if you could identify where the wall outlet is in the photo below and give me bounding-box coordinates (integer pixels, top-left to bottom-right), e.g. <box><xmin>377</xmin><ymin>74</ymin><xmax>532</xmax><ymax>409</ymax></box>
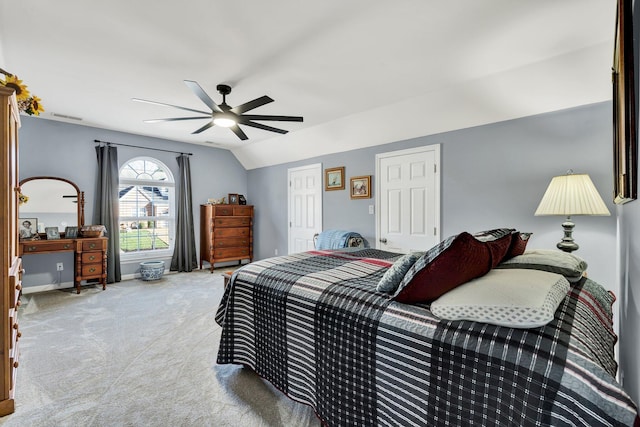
<box><xmin>275</xmin><ymin>249</ymin><xmax>278</xmax><ymax>256</ymax></box>
<box><xmin>368</xmin><ymin>205</ymin><xmax>374</xmax><ymax>215</ymax></box>
<box><xmin>56</xmin><ymin>262</ymin><xmax>64</xmax><ymax>271</ymax></box>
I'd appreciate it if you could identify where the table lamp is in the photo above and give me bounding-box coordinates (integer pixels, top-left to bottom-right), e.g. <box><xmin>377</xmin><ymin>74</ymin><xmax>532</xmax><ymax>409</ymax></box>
<box><xmin>534</xmin><ymin>171</ymin><xmax>610</xmax><ymax>252</ymax></box>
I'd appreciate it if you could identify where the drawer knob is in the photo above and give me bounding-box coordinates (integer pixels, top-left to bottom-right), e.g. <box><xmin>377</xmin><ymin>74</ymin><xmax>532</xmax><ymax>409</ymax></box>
<box><xmin>16</xmin><ymin>331</ymin><xmax>21</xmax><ymax>339</ymax></box>
<box><xmin>13</xmin><ymin>361</ymin><xmax>18</xmax><ymax>369</ymax></box>
<box><xmin>89</xmin><ymin>267</ymin><xmax>96</xmax><ymax>273</ymax></box>
<box><xmin>16</xmin><ymin>300</ymin><xmax>21</xmax><ymax>307</ymax></box>
<box><xmin>16</xmin><ymin>283</ymin><xmax>22</xmax><ymax>291</ymax></box>
<box><xmin>89</xmin><ymin>243</ymin><xmax>97</xmax><ymax>249</ymax></box>
<box><xmin>28</xmin><ymin>246</ymin><xmax>37</xmax><ymax>251</ymax></box>
<box><xmin>13</xmin><ymin>323</ymin><xmax>18</xmax><ymax>330</ymax></box>
<box><xmin>64</xmin><ymin>244</ymin><xmax>71</xmax><ymax>249</ymax></box>
<box><xmin>89</xmin><ymin>255</ymin><xmax>96</xmax><ymax>261</ymax></box>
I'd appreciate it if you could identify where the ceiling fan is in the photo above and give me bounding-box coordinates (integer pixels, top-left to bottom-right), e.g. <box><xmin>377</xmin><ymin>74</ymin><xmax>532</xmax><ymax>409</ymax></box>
<box><xmin>133</xmin><ymin>80</ymin><xmax>303</xmax><ymax>141</ymax></box>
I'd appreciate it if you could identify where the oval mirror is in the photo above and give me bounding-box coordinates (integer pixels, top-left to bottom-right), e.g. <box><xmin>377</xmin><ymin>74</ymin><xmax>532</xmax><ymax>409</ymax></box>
<box><xmin>18</xmin><ymin>176</ymin><xmax>85</xmax><ymax>235</ymax></box>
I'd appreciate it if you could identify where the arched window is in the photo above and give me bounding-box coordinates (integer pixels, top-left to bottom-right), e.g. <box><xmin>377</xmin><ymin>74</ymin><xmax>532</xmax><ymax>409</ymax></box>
<box><xmin>118</xmin><ymin>157</ymin><xmax>175</xmax><ymax>257</ymax></box>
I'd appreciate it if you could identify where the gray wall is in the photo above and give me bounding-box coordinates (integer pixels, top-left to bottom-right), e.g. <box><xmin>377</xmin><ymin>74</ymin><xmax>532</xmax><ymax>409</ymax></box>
<box><xmin>619</xmin><ymin>202</ymin><xmax>640</xmax><ymax>404</ymax></box>
<box><xmin>249</xmin><ymin>102</ymin><xmax>616</xmax><ymax>289</ymax></box>
<box><xmin>19</xmin><ymin>117</ymin><xmax>247</xmax><ymax>287</ymax></box>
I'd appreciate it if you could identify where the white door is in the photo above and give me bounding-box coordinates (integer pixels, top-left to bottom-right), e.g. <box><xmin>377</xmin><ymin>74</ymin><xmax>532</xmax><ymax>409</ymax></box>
<box><xmin>376</xmin><ymin>145</ymin><xmax>440</xmax><ymax>253</ymax></box>
<box><xmin>288</xmin><ymin>163</ymin><xmax>322</xmax><ymax>254</ymax></box>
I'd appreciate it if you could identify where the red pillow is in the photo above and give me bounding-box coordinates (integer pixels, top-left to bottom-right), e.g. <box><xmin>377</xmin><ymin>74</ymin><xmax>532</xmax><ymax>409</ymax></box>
<box><xmin>504</xmin><ymin>231</ymin><xmax>532</xmax><ymax>261</ymax></box>
<box><xmin>485</xmin><ymin>234</ymin><xmax>512</xmax><ymax>268</ymax></box>
<box><xmin>392</xmin><ymin>232</ymin><xmax>492</xmax><ymax>303</ymax></box>
<box><xmin>472</xmin><ymin>228</ymin><xmax>514</xmax><ymax>268</ymax></box>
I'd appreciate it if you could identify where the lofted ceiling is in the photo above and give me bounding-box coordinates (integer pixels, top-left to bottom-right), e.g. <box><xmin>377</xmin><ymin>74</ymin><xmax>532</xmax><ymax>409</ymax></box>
<box><xmin>0</xmin><ymin>0</ymin><xmax>616</xmax><ymax>169</ymax></box>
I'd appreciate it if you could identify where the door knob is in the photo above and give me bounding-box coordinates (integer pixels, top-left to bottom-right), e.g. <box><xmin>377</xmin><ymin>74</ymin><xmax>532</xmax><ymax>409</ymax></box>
<box><xmin>379</xmin><ymin>238</ymin><xmax>387</xmax><ymax>244</ymax></box>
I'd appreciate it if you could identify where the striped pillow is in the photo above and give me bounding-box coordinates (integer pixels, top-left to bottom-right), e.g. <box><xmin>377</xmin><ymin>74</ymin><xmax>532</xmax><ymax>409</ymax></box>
<box><xmin>377</xmin><ymin>252</ymin><xmax>424</xmax><ymax>293</ymax></box>
<box><xmin>496</xmin><ymin>249</ymin><xmax>587</xmax><ymax>282</ymax></box>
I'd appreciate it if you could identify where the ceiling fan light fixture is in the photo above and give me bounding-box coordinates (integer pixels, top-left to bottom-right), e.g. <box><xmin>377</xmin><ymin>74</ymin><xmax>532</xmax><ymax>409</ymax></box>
<box><xmin>137</xmin><ymin>80</ymin><xmax>303</xmax><ymax>140</ymax></box>
<box><xmin>213</xmin><ymin>113</ymin><xmax>236</xmax><ymax>128</ymax></box>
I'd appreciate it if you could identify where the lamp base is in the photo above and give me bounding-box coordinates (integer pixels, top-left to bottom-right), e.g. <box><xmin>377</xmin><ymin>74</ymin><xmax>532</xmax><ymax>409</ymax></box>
<box><xmin>557</xmin><ymin>217</ymin><xmax>579</xmax><ymax>253</ymax></box>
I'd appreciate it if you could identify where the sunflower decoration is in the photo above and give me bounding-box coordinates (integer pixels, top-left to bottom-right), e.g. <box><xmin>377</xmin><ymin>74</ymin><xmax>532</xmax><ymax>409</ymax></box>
<box><xmin>0</xmin><ymin>68</ymin><xmax>44</xmax><ymax>116</ymax></box>
<box><xmin>18</xmin><ymin>192</ymin><xmax>28</xmax><ymax>205</ymax></box>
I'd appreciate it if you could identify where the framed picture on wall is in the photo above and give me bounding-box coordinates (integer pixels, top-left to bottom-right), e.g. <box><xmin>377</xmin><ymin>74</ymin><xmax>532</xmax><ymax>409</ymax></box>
<box><xmin>350</xmin><ymin>175</ymin><xmax>371</xmax><ymax>199</ymax></box>
<box><xmin>325</xmin><ymin>167</ymin><xmax>345</xmax><ymax>191</ymax></box>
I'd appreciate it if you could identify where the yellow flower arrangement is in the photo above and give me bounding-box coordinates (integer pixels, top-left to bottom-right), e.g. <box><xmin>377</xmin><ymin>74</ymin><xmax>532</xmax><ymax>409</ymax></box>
<box><xmin>0</xmin><ymin>68</ymin><xmax>44</xmax><ymax>116</ymax></box>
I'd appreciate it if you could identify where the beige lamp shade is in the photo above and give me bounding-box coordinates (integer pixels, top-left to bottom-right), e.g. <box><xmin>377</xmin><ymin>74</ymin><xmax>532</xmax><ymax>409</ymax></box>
<box><xmin>535</xmin><ymin>173</ymin><xmax>610</xmax><ymax>217</ymax></box>
<box><xmin>535</xmin><ymin>172</ymin><xmax>610</xmax><ymax>253</ymax></box>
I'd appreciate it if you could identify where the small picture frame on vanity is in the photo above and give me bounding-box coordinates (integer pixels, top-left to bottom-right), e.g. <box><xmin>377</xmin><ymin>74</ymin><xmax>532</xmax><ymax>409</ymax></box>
<box><xmin>19</xmin><ymin>217</ymin><xmax>38</xmax><ymax>240</ymax></box>
<box><xmin>64</xmin><ymin>226</ymin><xmax>78</xmax><ymax>238</ymax></box>
<box><xmin>228</xmin><ymin>193</ymin><xmax>239</xmax><ymax>205</ymax></box>
<box><xmin>238</xmin><ymin>194</ymin><xmax>247</xmax><ymax>205</ymax></box>
<box><xmin>45</xmin><ymin>226</ymin><xmax>60</xmax><ymax>240</ymax></box>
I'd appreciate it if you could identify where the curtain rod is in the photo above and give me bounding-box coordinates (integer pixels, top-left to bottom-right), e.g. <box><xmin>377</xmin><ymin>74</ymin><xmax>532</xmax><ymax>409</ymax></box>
<box><xmin>93</xmin><ymin>139</ymin><xmax>193</xmax><ymax>156</ymax></box>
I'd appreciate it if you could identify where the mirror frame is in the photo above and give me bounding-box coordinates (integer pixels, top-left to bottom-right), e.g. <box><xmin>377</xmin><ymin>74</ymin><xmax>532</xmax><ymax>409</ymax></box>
<box><xmin>18</xmin><ymin>176</ymin><xmax>85</xmax><ymax>229</ymax></box>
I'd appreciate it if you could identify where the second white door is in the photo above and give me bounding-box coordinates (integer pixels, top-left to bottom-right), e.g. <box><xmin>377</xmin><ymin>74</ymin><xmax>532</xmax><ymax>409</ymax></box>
<box><xmin>376</xmin><ymin>145</ymin><xmax>440</xmax><ymax>253</ymax></box>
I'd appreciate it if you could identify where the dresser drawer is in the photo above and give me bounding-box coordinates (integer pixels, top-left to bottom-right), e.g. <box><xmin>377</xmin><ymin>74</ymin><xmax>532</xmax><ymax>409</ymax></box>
<box><xmin>213</xmin><ymin>217</ymin><xmax>251</xmax><ymax>228</ymax></box>
<box><xmin>82</xmin><ymin>252</ymin><xmax>102</xmax><ymax>263</ymax></box>
<box><xmin>212</xmin><ymin>205</ymin><xmax>234</xmax><ymax>216</ymax></box>
<box><xmin>82</xmin><ymin>239</ymin><xmax>105</xmax><ymax>251</ymax></box>
<box><xmin>214</xmin><ymin>227</ymin><xmax>250</xmax><ymax>238</ymax></box>
<box><xmin>214</xmin><ymin>237</ymin><xmax>250</xmax><ymax>248</ymax></box>
<box><xmin>9</xmin><ymin>340</ymin><xmax>18</xmax><ymax>391</ymax></box>
<box><xmin>81</xmin><ymin>264</ymin><xmax>103</xmax><ymax>276</ymax></box>
<box><xmin>10</xmin><ymin>312</ymin><xmax>19</xmax><ymax>350</ymax></box>
<box><xmin>213</xmin><ymin>247</ymin><xmax>250</xmax><ymax>259</ymax></box>
<box><xmin>21</xmin><ymin>240</ymin><xmax>74</xmax><ymax>253</ymax></box>
<box><xmin>233</xmin><ymin>206</ymin><xmax>253</xmax><ymax>216</ymax></box>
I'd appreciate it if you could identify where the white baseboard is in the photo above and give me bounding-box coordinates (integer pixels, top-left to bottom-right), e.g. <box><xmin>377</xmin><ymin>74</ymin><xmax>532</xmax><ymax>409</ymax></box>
<box><xmin>22</xmin><ymin>282</ymin><xmax>75</xmax><ymax>295</ymax></box>
<box><xmin>21</xmin><ymin>271</ymin><xmax>179</xmax><ymax>294</ymax></box>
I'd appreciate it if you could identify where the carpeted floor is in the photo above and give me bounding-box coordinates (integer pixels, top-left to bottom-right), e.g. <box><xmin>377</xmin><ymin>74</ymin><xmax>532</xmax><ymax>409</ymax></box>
<box><xmin>0</xmin><ymin>269</ymin><xmax>319</xmax><ymax>427</ymax></box>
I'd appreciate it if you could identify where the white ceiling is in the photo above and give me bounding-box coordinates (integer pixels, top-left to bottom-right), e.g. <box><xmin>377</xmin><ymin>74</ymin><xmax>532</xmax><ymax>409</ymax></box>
<box><xmin>0</xmin><ymin>0</ymin><xmax>616</xmax><ymax>169</ymax></box>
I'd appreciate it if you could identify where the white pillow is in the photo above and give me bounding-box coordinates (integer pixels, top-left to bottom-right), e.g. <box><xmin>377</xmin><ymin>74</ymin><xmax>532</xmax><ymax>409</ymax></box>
<box><xmin>430</xmin><ymin>268</ymin><xmax>569</xmax><ymax>328</ymax></box>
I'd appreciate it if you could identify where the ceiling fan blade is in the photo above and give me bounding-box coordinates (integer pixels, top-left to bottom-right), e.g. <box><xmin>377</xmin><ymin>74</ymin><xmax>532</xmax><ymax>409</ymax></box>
<box><xmin>144</xmin><ymin>116</ymin><xmax>211</xmax><ymax>123</ymax></box>
<box><xmin>230</xmin><ymin>125</ymin><xmax>249</xmax><ymax>141</ymax></box>
<box><xmin>192</xmin><ymin>121</ymin><xmax>215</xmax><ymax>134</ymax></box>
<box><xmin>183</xmin><ymin>80</ymin><xmax>223</xmax><ymax>113</ymax></box>
<box><xmin>231</xmin><ymin>96</ymin><xmax>274</xmax><ymax>114</ymax></box>
<box><xmin>240</xmin><ymin>120</ymin><xmax>289</xmax><ymax>135</ymax></box>
<box><xmin>241</xmin><ymin>114</ymin><xmax>304</xmax><ymax>122</ymax></box>
<box><xmin>132</xmin><ymin>98</ymin><xmax>210</xmax><ymax>115</ymax></box>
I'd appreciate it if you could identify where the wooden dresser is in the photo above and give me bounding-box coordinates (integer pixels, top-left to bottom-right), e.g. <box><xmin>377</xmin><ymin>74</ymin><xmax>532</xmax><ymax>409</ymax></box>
<box><xmin>0</xmin><ymin>86</ymin><xmax>21</xmax><ymax>415</ymax></box>
<box><xmin>19</xmin><ymin>237</ymin><xmax>108</xmax><ymax>294</ymax></box>
<box><xmin>200</xmin><ymin>204</ymin><xmax>253</xmax><ymax>272</ymax></box>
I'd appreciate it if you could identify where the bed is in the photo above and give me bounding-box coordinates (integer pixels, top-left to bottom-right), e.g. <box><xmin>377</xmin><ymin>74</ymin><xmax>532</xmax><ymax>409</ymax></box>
<box><xmin>215</xmin><ymin>243</ymin><xmax>640</xmax><ymax>426</ymax></box>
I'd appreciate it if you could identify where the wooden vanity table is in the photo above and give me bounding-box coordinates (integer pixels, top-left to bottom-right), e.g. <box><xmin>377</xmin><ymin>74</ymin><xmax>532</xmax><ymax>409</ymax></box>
<box><xmin>18</xmin><ymin>176</ymin><xmax>108</xmax><ymax>294</ymax></box>
<box><xmin>19</xmin><ymin>237</ymin><xmax>108</xmax><ymax>294</ymax></box>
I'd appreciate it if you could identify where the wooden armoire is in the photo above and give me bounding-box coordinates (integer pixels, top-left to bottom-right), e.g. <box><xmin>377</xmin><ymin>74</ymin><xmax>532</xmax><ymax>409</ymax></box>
<box><xmin>0</xmin><ymin>86</ymin><xmax>22</xmax><ymax>415</ymax></box>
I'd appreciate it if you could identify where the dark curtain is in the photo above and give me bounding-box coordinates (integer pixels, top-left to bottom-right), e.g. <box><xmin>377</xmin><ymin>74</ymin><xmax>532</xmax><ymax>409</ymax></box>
<box><xmin>170</xmin><ymin>154</ymin><xmax>197</xmax><ymax>272</ymax></box>
<box><xmin>94</xmin><ymin>145</ymin><xmax>121</xmax><ymax>283</ymax></box>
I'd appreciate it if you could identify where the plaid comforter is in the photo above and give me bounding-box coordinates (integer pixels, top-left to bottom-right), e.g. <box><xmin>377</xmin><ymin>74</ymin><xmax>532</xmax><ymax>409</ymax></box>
<box><xmin>215</xmin><ymin>249</ymin><xmax>640</xmax><ymax>426</ymax></box>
